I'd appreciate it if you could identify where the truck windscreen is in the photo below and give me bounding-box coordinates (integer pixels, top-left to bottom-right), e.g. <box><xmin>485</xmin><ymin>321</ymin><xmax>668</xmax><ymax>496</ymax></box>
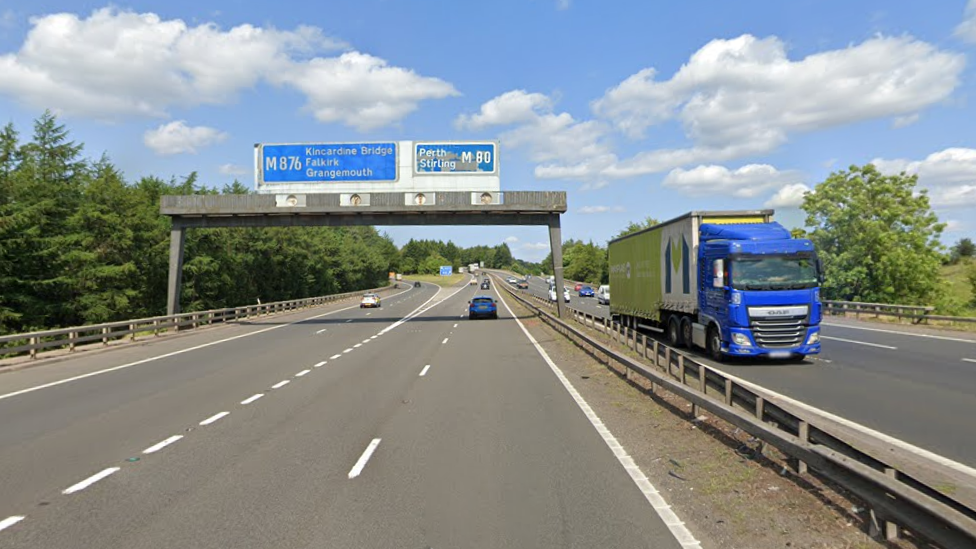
<box><xmin>730</xmin><ymin>256</ymin><xmax>819</xmax><ymax>290</ymax></box>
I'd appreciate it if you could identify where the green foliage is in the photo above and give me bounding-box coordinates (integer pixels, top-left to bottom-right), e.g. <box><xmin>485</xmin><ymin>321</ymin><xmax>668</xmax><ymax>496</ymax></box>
<box><xmin>790</xmin><ymin>227</ymin><xmax>808</xmax><ymax>239</ymax></box>
<box><xmin>0</xmin><ymin>114</ymin><xmax>394</xmax><ymax>334</ymax></box>
<box><xmin>613</xmin><ymin>216</ymin><xmax>659</xmax><ymax>240</ymax></box>
<box><xmin>949</xmin><ymin>238</ymin><xmax>976</xmax><ymax>265</ymax></box>
<box><xmin>802</xmin><ymin>164</ymin><xmax>946</xmax><ymax>305</ymax></box>
<box><xmin>969</xmin><ymin>264</ymin><xmax>976</xmax><ymax>308</ymax></box>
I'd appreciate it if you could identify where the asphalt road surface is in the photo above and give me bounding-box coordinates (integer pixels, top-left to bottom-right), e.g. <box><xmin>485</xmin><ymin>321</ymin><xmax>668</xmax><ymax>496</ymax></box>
<box><xmin>0</xmin><ymin>280</ymin><xmax>693</xmax><ymax>548</ymax></box>
<box><xmin>515</xmin><ymin>274</ymin><xmax>976</xmax><ymax>470</ymax></box>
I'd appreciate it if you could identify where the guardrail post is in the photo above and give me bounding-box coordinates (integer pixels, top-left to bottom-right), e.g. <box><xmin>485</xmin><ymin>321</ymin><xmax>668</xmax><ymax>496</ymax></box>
<box><xmin>153</xmin><ymin>319</ymin><xmax>160</xmax><ymax>336</ymax></box>
<box><xmin>640</xmin><ymin>334</ymin><xmax>647</xmax><ymax>359</ymax></box>
<box><xmin>69</xmin><ymin>330</ymin><xmax>77</xmax><ymax>351</ymax></box>
<box><xmin>130</xmin><ymin>323</ymin><xmax>136</xmax><ymax>341</ymax></box>
<box><xmin>102</xmin><ymin>326</ymin><xmax>109</xmax><ymax>345</ymax></box>
<box><xmin>724</xmin><ymin>378</ymin><xmax>733</xmax><ymax>406</ymax></box>
<box><xmin>882</xmin><ymin>468</ymin><xmax>900</xmax><ymax>540</ymax></box>
<box><xmin>30</xmin><ymin>336</ymin><xmax>38</xmax><ymax>359</ymax></box>
<box><xmin>755</xmin><ymin>396</ymin><xmax>765</xmax><ymax>421</ymax></box>
<box><xmin>797</xmin><ymin>421</ymin><xmax>809</xmax><ymax>475</ymax></box>
<box><xmin>678</xmin><ymin>354</ymin><xmax>685</xmax><ymax>385</ymax></box>
<box><xmin>693</xmin><ymin>364</ymin><xmax>706</xmax><ymax>416</ymax></box>
<box><xmin>664</xmin><ymin>347</ymin><xmax>671</xmax><ymax>376</ymax></box>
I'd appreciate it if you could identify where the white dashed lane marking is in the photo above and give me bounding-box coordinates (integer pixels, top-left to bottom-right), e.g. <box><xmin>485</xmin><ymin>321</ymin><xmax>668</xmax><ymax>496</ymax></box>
<box><xmin>143</xmin><ymin>435</ymin><xmax>183</xmax><ymax>454</ymax></box>
<box><xmin>241</xmin><ymin>394</ymin><xmax>264</xmax><ymax>405</ymax></box>
<box><xmin>272</xmin><ymin>380</ymin><xmax>290</xmax><ymax>389</ymax></box>
<box><xmin>419</xmin><ymin>364</ymin><xmax>431</xmax><ymax>377</ymax></box>
<box><xmin>0</xmin><ymin>516</ymin><xmax>25</xmax><ymax>532</ymax></box>
<box><xmin>348</xmin><ymin>438</ymin><xmax>382</xmax><ymax>479</ymax></box>
<box><xmin>295</xmin><ymin>369</ymin><xmax>311</xmax><ymax>377</ymax></box>
<box><xmin>62</xmin><ymin>467</ymin><xmax>120</xmax><ymax>495</ymax></box>
<box><xmin>199</xmin><ymin>411</ymin><xmax>230</xmax><ymax>426</ymax></box>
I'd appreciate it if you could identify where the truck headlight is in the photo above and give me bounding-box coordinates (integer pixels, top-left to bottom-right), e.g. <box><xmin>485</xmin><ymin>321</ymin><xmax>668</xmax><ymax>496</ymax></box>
<box><xmin>731</xmin><ymin>291</ymin><xmax>741</xmax><ymax>305</ymax></box>
<box><xmin>813</xmin><ymin>289</ymin><xmax>821</xmax><ymax>303</ymax></box>
<box><xmin>806</xmin><ymin>332</ymin><xmax>820</xmax><ymax>344</ymax></box>
<box><xmin>732</xmin><ymin>333</ymin><xmax>752</xmax><ymax>346</ymax></box>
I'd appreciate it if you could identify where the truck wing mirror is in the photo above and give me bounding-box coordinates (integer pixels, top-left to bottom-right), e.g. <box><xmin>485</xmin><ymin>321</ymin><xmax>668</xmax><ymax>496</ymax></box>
<box><xmin>712</xmin><ymin>259</ymin><xmax>725</xmax><ymax>288</ymax></box>
<box><xmin>816</xmin><ymin>258</ymin><xmax>825</xmax><ymax>284</ymax></box>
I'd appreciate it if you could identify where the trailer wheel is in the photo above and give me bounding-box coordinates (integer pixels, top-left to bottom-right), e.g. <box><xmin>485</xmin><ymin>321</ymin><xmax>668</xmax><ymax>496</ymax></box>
<box><xmin>680</xmin><ymin>317</ymin><xmax>693</xmax><ymax>349</ymax></box>
<box><xmin>667</xmin><ymin>316</ymin><xmax>682</xmax><ymax>347</ymax></box>
<box><xmin>707</xmin><ymin>326</ymin><xmax>724</xmax><ymax>361</ymax></box>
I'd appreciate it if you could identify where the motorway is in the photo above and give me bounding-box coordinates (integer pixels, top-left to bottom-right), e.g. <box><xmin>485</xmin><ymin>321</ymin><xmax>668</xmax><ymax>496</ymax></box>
<box><xmin>0</xmin><ymin>279</ymin><xmax>692</xmax><ymax>548</ymax></box>
<box><xmin>520</xmin><ymin>275</ymin><xmax>976</xmax><ymax>470</ymax></box>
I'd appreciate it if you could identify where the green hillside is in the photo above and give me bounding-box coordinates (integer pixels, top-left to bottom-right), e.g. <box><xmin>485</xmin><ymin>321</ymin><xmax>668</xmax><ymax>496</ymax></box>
<box><xmin>941</xmin><ymin>258</ymin><xmax>976</xmax><ymax>316</ymax></box>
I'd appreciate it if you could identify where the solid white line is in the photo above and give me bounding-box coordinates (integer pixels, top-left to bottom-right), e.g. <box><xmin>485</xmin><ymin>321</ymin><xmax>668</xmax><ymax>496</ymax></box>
<box><xmin>354</xmin><ymin>343</ymin><xmax>362</xmax><ymax>348</ymax></box>
<box><xmin>199</xmin><ymin>411</ymin><xmax>230</xmax><ymax>426</ymax></box>
<box><xmin>348</xmin><ymin>438</ymin><xmax>382</xmax><ymax>479</ymax></box>
<box><xmin>330</xmin><ymin>354</ymin><xmax>342</xmax><ymax>359</ymax></box>
<box><xmin>822</xmin><ymin>321</ymin><xmax>976</xmax><ymax>344</ymax></box>
<box><xmin>314</xmin><ymin>361</ymin><xmax>327</xmax><ymax>368</ymax></box>
<box><xmin>493</xmin><ymin>289</ymin><xmax>701</xmax><ymax>548</ymax></box>
<box><xmin>362</xmin><ymin>339</ymin><xmax>371</xmax><ymax>344</ymax></box>
<box><xmin>453</xmin><ymin>323</ymin><xmax>458</xmax><ymax>328</ymax></box>
<box><xmin>963</xmin><ymin>358</ymin><xmax>976</xmax><ymax>363</ymax></box>
<box><xmin>370</xmin><ymin>335</ymin><xmax>378</xmax><ymax>339</ymax></box>
<box><xmin>0</xmin><ymin>286</ymin><xmax>415</xmax><ymax>403</ymax></box>
<box><xmin>241</xmin><ymin>393</ymin><xmax>263</xmax><ymax>405</ymax></box>
<box><xmin>821</xmin><ymin>335</ymin><xmax>897</xmax><ymax>350</ymax></box>
<box><xmin>62</xmin><ymin>467</ymin><xmax>120</xmax><ymax>494</ymax></box>
<box><xmin>0</xmin><ymin>516</ymin><xmax>25</xmax><ymax>532</ymax></box>
<box><xmin>419</xmin><ymin>364</ymin><xmax>431</xmax><ymax>377</ymax></box>
<box><xmin>315</xmin><ymin>328</ymin><xmax>327</xmax><ymax>334</ymax></box>
<box><xmin>272</xmin><ymin>380</ymin><xmax>290</xmax><ymax>389</ymax></box>
<box><xmin>366</xmin><ymin>312</ymin><xmax>372</xmax><ymax>316</ymax></box>
<box><xmin>343</xmin><ymin>348</ymin><xmax>354</xmax><ymax>353</ymax></box>
<box><xmin>143</xmin><ymin>435</ymin><xmax>183</xmax><ymax>454</ymax></box>
<box><xmin>346</xmin><ymin>319</ymin><xmax>353</xmax><ymax>323</ymax></box>
<box><xmin>295</xmin><ymin>369</ymin><xmax>311</xmax><ymax>377</ymax></box>
<box><xmin>442</xmin><ymin>338</ymin><xmax>449</xmax><ymax>345</ymax></box>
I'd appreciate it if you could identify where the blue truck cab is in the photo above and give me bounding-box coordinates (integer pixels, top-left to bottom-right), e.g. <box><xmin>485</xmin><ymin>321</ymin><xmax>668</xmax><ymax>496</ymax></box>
<box><xmin>698</xmin><ymin>222</ymin><xmax>822</xmax><ymax>360</ymax></box>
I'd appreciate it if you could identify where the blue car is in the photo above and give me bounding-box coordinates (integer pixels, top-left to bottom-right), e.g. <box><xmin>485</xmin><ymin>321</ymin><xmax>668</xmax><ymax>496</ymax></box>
<box><xmin>468</xmin><ymin>296</ymin><xmax>498</xmax><ymax>319</ymax></box>
<box><xmin>578</xmin><ymin>285</ymin><xmax>595</xmax><ymax>297</ymax></box>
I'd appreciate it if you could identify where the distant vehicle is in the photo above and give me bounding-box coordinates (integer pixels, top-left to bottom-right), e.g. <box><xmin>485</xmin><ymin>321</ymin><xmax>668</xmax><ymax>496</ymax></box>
<box><xmin>597</xmin><ymin>285</ymin><xmax>610</xmax><ymax>305</ymax></box>
<box><xmin>579</xmin><ymin>285</ymin><xmax>595</xmax><ymax>297</ymax></box>
<box><xmin>608</xmin><ymin>209</ymin><xmax>822</xmax><ymax>361</ymax></box>
<box><xmin>516</xmin><ymin>280</ymin><xmax>529</xmax><ymax>289</ymax></box>
<box><xmin>480</xmin><ymin>280</ymin><xmax>490</xmax><ymax>290</ymax></box>
<box><xmin>468</xmin><ymin>296</ymin><xmax>498</xmax><ymax>319</ymax></box>
<box><xmin>396</xmin><ymin>274</ymin><xmax>403</xmax><ymax>281</ymax></box>
<box><xmin>506</xmin><ymin>276</ymin><xmax>517</xmax><ymax>284</ymax></box>
<box><xmin>360</xmin><ymin>293</ymin><xmax>381</xmax><ymax>308</ymax></box>
<box><xmin>469</xmin><ymin>278</ymin><xmax>478</xmax><ymax>285</ymax></box>
<box><xmin>574</xmin><ymin>283</ymin><xmax>583</xmax><ymax>291</ymax></box>
<box><xmin>549</xmin><ymin>287</ymin><xmax>571</xmax><ymax>303</ymax></box>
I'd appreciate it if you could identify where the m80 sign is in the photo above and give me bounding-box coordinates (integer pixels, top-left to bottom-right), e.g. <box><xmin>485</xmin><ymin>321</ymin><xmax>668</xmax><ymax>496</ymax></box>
<box><xmin>415</xmin><ymin>142</ymin><xmax>497</xmax><ymax>175</ymax></box>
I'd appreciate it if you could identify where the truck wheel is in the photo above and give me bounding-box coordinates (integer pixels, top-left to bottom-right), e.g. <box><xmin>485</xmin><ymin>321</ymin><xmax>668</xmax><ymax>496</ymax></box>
<box><xmin>707</xmin><ymin>326</ymin><xmax>724</xmax><ymax>361</ymax></box>
<box><xmin>667</xmin><ymin>317</ymin><xmax>682</xmax><ymax>347</ymax></box>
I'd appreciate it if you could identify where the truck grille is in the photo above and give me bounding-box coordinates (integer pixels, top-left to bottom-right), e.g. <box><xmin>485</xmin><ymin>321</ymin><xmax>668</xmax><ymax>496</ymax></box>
<box><xmin>750</xmin><ymin>315</ymin><xmax>806</xmax><ymax>348</ymax></box>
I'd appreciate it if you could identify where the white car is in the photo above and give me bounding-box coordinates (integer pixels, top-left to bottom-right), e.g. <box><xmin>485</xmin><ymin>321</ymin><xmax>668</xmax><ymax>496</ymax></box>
<box><xmin>597</xmin><ymin>285</ymin><xmax>610</xmax><ymax>305</ymax></box>
<box><xmin>360</xmin><ymin>293</ymin><xmax>381</xmax><ymax>308</ymax></box>
<box><xmin>548</xmin><ymin>286</ymin><xmax>571</xmax><ymax>303</ymax></box>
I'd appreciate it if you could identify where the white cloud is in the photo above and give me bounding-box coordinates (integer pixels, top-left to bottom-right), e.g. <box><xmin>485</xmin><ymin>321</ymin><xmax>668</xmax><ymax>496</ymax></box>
<box><xmin>143</xmin><ymin>121</ymin><xmax>227</xmax><ymax>155</ymax></box>
<box><xmin>521</xmin><ymin>242</ymin><xmax>550</xmax><ymax>251</ymax></box>
<box><xmin>765</xmin><ymin>183</ymin><xmax>812</xmax><ymax>208</ymax></box>
<box><xmin>458</xmin><ymin>34</ymin><xmax>963</xmax><ymax>185</ymax></box>
<box><xmin>594</xmin><ymin>34</ymin><xmax>963</xmax><ymax>144</ymax></box>
<box><xmin>0</xmin><ymin>8</ymin><xmax>455</xmax><ymax>129</ymax></box>
<box><xmin>944</xmin><ymin>219</ymin><xmax>966</xmax><ymax>233</ymax></box>
<box><xmin>957</xmin><ymin>0</ymin><xmax>976</xmax><ymax>43</ymax></box>
<box><xmin>872</xmin><ymin>148</ymin><xmax>976</xmax><ymax>209</ymax></box>
<box><xmin>218</xmin><ymin>163</ymin><xmax>248</xmax><ymax>176</ymax></box>
<box><xmin>577</xmin><ymin>205</ymin><xmax>625</xmax><ymax>214</ymax></box>
<box><xmin>557</xmin><ymin>0</ymin><xmax>571</xmax><ymax>10</ymax></box>
<box><xmin>662</xmin><ymin>164</ymin><xmax>804</xmax><ymax>198</ymax></box>
<box><xmin>504</xmin><ymin>236</ymin><xmax>519</xmax><ymax>243</ymax></box>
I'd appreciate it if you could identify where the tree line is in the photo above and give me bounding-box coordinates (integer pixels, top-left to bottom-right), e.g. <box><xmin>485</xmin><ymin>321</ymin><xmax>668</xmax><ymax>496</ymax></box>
<box><xmin>0</xmin><ymin>113</ymin><xmax>396</xmax><ymax>335</ymax></box>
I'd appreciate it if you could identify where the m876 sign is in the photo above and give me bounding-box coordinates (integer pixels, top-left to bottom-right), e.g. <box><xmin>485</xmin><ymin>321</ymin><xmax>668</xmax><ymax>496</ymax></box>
<box><xmin>257</xmin><ymin>142</ymin><xmax>398</xmax><ymax>184</ymax></box>
<box><xmin>414</xmin><ymin>142</ymin><xmax>497</xmax><ymax>175</ymax></box>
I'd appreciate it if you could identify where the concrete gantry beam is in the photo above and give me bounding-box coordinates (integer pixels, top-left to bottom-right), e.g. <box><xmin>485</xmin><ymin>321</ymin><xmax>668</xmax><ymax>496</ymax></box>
<box><xmin>161</xmin><ymin>191</ymin><xmax>567</xmax><ymax>315</ymax></box>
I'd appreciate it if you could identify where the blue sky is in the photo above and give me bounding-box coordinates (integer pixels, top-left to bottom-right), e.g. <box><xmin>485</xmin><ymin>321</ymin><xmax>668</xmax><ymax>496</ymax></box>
<box><xmin>1</xmin><ymin>0</ymin><xmax>975</xmax><ymax>261</ymax></box>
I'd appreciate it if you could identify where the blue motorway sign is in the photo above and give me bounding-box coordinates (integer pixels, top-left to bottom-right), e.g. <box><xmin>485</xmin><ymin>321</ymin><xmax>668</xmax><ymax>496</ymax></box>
<box><xmin>258</xmin><ymin>142</ymin><xmax>398</xmax><ymax>183</ymax></box>
<box><xmin>415</xmin><ymin>142</ymin><xmax>496</xmax><ymax>174</ymax></box>
<box><xmin>439</xmin><ymin>265</ymin><xmax>453</xmax><ymax>276</ymax></box>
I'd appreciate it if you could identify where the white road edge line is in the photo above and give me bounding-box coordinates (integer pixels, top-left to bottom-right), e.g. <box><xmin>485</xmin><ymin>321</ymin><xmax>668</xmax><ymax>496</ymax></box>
<box><xmin>62</xmin><ymin>467</ymin><xmax>120</xmax><ymax>495</ymax></box>
<box><xmin>272</xmin><ymin>380</ymin><xmax>290</xmax><ymax>389</ymax></box>
<box><xmin>354</xmin><ymin>343</ymin><xmax>362</xmax><ymax>348</ymax></box>
<box><xmin>821</xmin><ymin>335</ymin><xmax>897</xmax><ymax>350</ymax></box>
<box><xmin>963</xmin><ymin>358</ymin><xmax>976</xmax><ymax>363</ymax></box>
<box><xmin>200</xmin><ymin>411</ymin><xmax>230</xmax><ymax>426</ymax></box>
<box><xmin>370</xmin><ymin>335</ymin><xmax>378</xmax><ymax>339</ymax></box>
<box><xmin>453</xmin><ymin>323</ymin><xmax>458</xmax><ymax>328</ymax></box>
<box><xmin>315</xmin><ymin>329</ymin><xmax>327</xmax><ymax>334</ymax></box>
<box><xmin>343</xmin><ymin>348</ymin><xmax>354</xmax><ymax>354</ymax></box>
<box><xmin>348</xmin><ymin>438</ymin><xmax>382</xmax><ymax>479</ymax></box>
<box><xmin>295</xmin><ymin>369</ymin><xmax>311</xmax><ymax>377</ymax></box>
<box><xmin>330</xmin><ymin>354</ymin><xmax>342</xmax><ymax>360</ymax></box>
<box><xmin>241</xmin><ymin>393</ymin><xmax>263</xmax><ymax>405</ymax></box>
<box><xmin>362</xmin><ymin>339</ymin><xmax>371</xmax><ymax>344</ymax></box>
<box><xmin>419</xmin><ymin>364</ymin><xmax>431</xmax><ymax>377</ymax></box>
<box><xmin>442</xmin><ymin>338</ymin><xmax>449</xmax><ymax>345</ymax></box>
<box><xmin>493</xmin><ymin>287</ymin><xmax>701</xmax><ymax>549</ymax></box>
<box><xmin>314</xmin><ymin>361</ymin><xmax>327</xmax><ymax>368</ymax></box>
<box><xmin>0</xmin><ymin>285</ymin><xmax>416</xmax><ymax>403</ymax></box>
<box><xmin>143</xmin><ymin>435</ymin><xmax>184</xmax><ymax>454</ymax></box>
<box><xmin>822</xmin><ymin>321</ymin><xmax>976</xmax><ymax>344</ymax></box>
<box><xmin>0</xmin><ymin>516</ymin><xmax>26</xmax><ymax>532</ymax></box>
